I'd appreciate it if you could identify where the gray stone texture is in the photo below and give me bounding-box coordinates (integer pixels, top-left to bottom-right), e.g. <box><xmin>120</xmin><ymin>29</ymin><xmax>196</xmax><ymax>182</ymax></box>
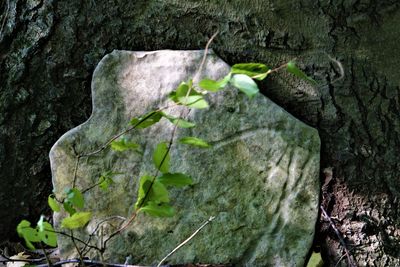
<box><xmin>50</xmin><ymin>50</ymin><xmax>320</xmax><ymax>266</ymax></box>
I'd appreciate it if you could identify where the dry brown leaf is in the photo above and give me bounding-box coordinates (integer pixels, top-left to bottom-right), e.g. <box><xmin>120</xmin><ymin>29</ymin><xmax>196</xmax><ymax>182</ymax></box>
<box><xmin>6</xmin><ymin>252</ymin><xmax>30</xmax><ymax>267</ymax></box>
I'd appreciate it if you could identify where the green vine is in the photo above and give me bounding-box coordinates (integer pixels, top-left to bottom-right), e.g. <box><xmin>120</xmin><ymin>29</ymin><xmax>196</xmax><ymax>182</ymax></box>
<box><xmin>15</xmin><ymin>44</ymin><xmax>316</xmax><ymax>264</ymax></box>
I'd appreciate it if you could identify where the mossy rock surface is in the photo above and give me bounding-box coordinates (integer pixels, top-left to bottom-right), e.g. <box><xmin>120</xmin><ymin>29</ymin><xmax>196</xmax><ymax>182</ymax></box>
<box><xmin>50</xmin><ymin>50</ymin><xmax>320</xmax><ymax>266</ymax></box>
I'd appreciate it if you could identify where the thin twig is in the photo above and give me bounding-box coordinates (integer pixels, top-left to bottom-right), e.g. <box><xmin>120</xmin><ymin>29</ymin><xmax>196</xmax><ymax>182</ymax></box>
<box><xmin>157</xmin><ymin>216</ymin><xmax>216</xmax><ymax>267</ymax></box>
<box><xmin>320</xmin><ymin>205</ymin><xmax>357</xmax><ymax>267</ymax></box>
<box><xmin>15</xmin><ymin>226</ymin><xmax>101</xmax><ymax>253</ymax></box>
<box><xmin>82</xmin><ymin>216</ymin><xmax>126</xmax><ymax>256</ymax></box>
<box><xmin>267</xmin><ymin>62</ymin><xmax>289</xmax><ymax>75</ymax></box>
<box><xmin>250</xmin><ymin>61</ymin><xmax>295</xmax><ymax>80</ymax></box>
<box><xmin>81</xmin><ymin>179</ymin><xmax>103</xmax><ymax>194</ymax></box>
<box><xmin>334</xmin><ymin>252</ymin><xmax>347</xmax><ymax>267</ymax></box>
<box><xmin>101</xmin><ymin>212</ymin><xmax>138</xmax><ymax>252</ymax></box>
<box><xmin>101</xmin><ymin>31</ymin><xmax>219</xmax><ymax>252</ymax></box>
<box><xmin>131</xmin><ymin>30</ymin><xmax>214</xmax><ymax>222</ymax></box>
<box><xmin>72</xmin><ymin>32</ymin><xmax>220</xmax><ymax>255</ymax></box>
<box><xmin>70</xmin><ymin>230</ymin><xmax>85</xmax><ymax>266</ymax></box>
<box><xmin>79</xmin><ymin>110</ymin><xmax>177</xmax><ymax>252</ymax></box>
<box><xmin>72</xmin><ymin>107</ymin><xmax>171</xmax><ymax>190</ymax></box>
<box><xmin>70</xmin><ymin>106</ymin><xmax>168</xmax><ymax>196</ymax></box>
<box><xmin>0</xmin><ymin>254</ymin><xmax>46</xmax><ymax>263</ymax></box>
<box><xmin>289</xmin><ymin>50</ymin><xmax>344</xmax><ymax>84</ymax></box>
<box><xmin>40</xmin><ymin>242</ymin><xmax>52</xmax><ymax>267</ymax></box>
<box><xmin>137</xmin><ymin>113</ymin><xmax>181</xmax><ymax>208</ymax></box>
<box><xmin>100</xmin><ymin>244</ymin><xmax>107</xmax><ymax>267</ymax></box>
<box><xmin>80</xmin><ymin>109</ymin><xmax>163</xmax><ymax>158</ymax></box>
<box><xmin>193</xmin><ymin>30</ymin><xmax>219</xmax><ymax>83</ymax></box>
<box><xmin>101</xmin><ymin>119</ymin><xmax>179</xmax><ymax>251</ymax></box>
<box><xmin>72</xmin><ymin>155</ymin><xmax>80</xmax><ymax>188</ymax></box>
<box><xmin>55</xmin><ymin>230</ymin><xmax>101</xmax><ymax>252</ymax></box>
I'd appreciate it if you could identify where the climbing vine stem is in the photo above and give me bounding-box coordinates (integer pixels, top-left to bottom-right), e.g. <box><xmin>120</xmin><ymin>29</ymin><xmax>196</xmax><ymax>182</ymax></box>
<box><xmin>15</xmin><ymin>31</ymin><xmax>318</xmax><ymax>265</ymax></box>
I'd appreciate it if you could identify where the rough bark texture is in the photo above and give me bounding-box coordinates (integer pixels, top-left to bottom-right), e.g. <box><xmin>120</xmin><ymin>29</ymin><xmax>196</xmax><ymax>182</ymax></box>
<box><xmin>1</xmin><ymin>0</ymin><xmax>399</xmax><ymax>266</ymax></box>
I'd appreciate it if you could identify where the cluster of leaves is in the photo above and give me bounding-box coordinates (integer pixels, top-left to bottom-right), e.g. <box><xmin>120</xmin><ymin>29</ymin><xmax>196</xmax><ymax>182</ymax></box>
<box><xmin>198</xmin><ymin>60</ymin><xmax>316</xmax><ymax>96</ymax></box>
<box><xmin>115</xmin><ymin>107</ymin><xmax>211</xmax><ymax>217</ymax></box>
<box><xmin>16</xmin><ymin>60</ymin><xmax>315</xmax><ymax>254</ymax></box>
<box><xmin>17</xmin><ymin>188</ymin><xmax>94</xmax><ymax>250</ymax></box>
<box><xmin>17</xmin><ymin>216</ymin><xmax>57</xmax><ymax>250</ymax></box>
<box><xmin>49</xmin><ymin>188</ymin><xmax>92</xmax><ymax>230</ymax></box>
<box><xmin>113</xmin><ymin>60</ymin><xmax>315</xmax><ymax>218</ymax></box>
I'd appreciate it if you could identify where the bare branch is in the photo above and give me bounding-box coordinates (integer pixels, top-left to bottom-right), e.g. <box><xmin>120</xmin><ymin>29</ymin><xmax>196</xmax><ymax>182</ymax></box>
<box><xmin>320</xmin><ymin>205</ymin><xmax>357</xmax><ymax>267</ymax></box>
<box><xmin>193</xmin><ymin>30</ymin><xmax>219</xmax><ymax>83</ymax></box>
<box><xmin>157</xmin><ymin>216</ymin><xmax>216</xmax><ymax>267</ymax></box>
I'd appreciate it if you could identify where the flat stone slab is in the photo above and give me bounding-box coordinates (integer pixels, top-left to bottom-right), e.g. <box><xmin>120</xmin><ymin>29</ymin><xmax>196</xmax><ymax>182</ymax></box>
<box><xmin>50</xmin><ymin>50</ymin><xmax>320</xmax><ymax>266</ymax></box>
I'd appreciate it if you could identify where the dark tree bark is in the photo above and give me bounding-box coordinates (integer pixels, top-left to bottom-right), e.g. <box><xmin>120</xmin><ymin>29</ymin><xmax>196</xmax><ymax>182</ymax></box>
<box><xmin>1</xmin><ymin>0</ymin><xmax>399</xmax><ymax>265</ymax></box>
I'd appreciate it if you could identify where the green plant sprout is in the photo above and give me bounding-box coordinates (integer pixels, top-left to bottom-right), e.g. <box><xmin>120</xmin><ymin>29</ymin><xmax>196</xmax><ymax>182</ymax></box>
<box><xmin>16</xmin><ymin>46</ymin><xmax>316</xmax><ymax>265</ymax></box>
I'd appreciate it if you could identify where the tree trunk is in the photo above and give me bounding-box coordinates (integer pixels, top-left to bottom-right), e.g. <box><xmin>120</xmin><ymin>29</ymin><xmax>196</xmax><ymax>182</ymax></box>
<box><xmin>1</xmin><ymin>0</ymin><xmax>399</xmax><ymax>265</ymax></box>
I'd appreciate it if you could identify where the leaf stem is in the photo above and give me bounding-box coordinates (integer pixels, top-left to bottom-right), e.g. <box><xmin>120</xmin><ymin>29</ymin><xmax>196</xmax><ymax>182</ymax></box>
<box><xmin>101</xmin><ymin>211</ymin><xmax>138</xmax><ymax>252</ymax></box>
<box><xmin>62</xmin><ymin>32</ymin><xmax>219</xmax><ymax>258</ymax></box>
<box><xmin>72</xmin><ymin>155</ymin><xmax>81</xmax><ymax>188</ymax></box>
<box><xmin>100</xmin><ymin>32</ymin><xmax>217</xmax><ymax>247</ymax></box>
<box><xmin>81</xmin><ymin>110</ymin><xmax>161</xmax><ymax>158</ymax></box>
<box><xmin>193</xmin><ymin>30</ymin><xmax>219</xmax><ymax>83</ymax></box>
<box><xmin>50</xmin><ymin>229</ymin><xmax>102</xmax><ymax>253</ymax></box>
<box><xmin>0</xmin><ymin>252</ymin><xmax>46</xmax><ymax>263</ymax></box>
<box><xmin>82</xmin><ymin>216</ymin><xmax>126</xmax><ymax>256</ymax></box>
<box><xmin>40</xmin><ymin>242</ymin><xmax>53</xmax><ymax>267</ymax></box>
<box><xmin>70</xmin><ymin>230</ymin><xmax>85</xmax><ymax>266</ymax></box>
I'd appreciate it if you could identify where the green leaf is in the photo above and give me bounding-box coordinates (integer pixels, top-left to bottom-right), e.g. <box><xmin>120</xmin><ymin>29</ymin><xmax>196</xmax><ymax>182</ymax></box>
<box><xmin>37</xmin><ymin>217</ymin><xmax>57</xmax><ymax>247</ymax></box>
<box><xmin>170</xmin><ymin>118</ymin><xmax>196</xmax><ymax>128</ymax></box>
<box><xmin>135</xmin><ymin>175</ymin><xmax>170</xmax><ymax>210</ymax></box>
<box><xmin>17</xmin><ymin>220</ymin><xmax>40</xmax><ymax>250</ymax></box>
<box><xmin>153</xmin><ymin>142</ymin><xmax>170</xmax><ymax>173</ymax></box>
<box><xmin>176</xmin><ymin>81</ymin><xmax>191</xmax><ymax>97</ymax></box>
<box><xmin>306</xmin><ymin>252</ymin><xmax>324</xmax><ymax>267</ymax></box>
<box><xmin>151</xmin><ymin>180</ymin><xmax>170</xmax><ymax>203</ymax></box>
<box><xmin>135</xmin><ymin>175</ymin><xmax>152</xmax><ymax>209</ymax></box>
<box><xmin>187</xmin><ymin>79</ymin><xmax>194</xmax><ymax>89</ymax></box>
<box><xmin>48</xmin><ymin>195</ymin><xmax>60</xmax><ymax>212</ymax></box>
<box><xmin>61</xmin><ymin>212</ymin><xmax>92</xmax><ymax>229</ymax></box>
<box><xmin>175</xmin><ymin>80</ymin><xmax>202</xmax><ymax>97</ymax></box>
<box><xmin>98</xmin><ymin>171</ymin><xmax>116</xmax><ymax>191</ymax></box>
<box><xmin>63</xmin><ymin>201</ymin><xmax>76</xmax><ymax>216</ymax></box>
<box><xmin>168</xmin><ymin>91</ymin><xmax>179</xmax><ymax>103</ymax></box>
<box><xmin>170</xmin><ymin>81</ymin><xmax>204</xmax><ymax>105</ymax></box>
<box><xmin>129</xmin><ymin>111</ymin><xmax>163</xmax><ymax>129</ymax></box>
<box><xmin>199</xmin><ymin>74</ymin><xmax>231</xmax><ymax>92</ymax></box>
<box><xmin>140</xmin><ymin>202</ymin><xmax>175</xmax><ymax>217</ymax></box>
<box><xmin>111</xmin><ymin>139</ymin><xmax>140</xmax><ymax>152</ymax></box>
<box><xmin>157</xmin><ymin>173</ymin><xmax>193</xmax><ymax>187</ymax></box>
<box><xmin>162</xmin><ymin>113</ymin><xmax>195</xmax><ymax>128</ymax></box>
<box><xmin>66</xmin><ymin>188</ymin><xmax>84</xmax><ymax>209</ymax></box>
<box><xmin>178</xmin><ymin>95</ymin><xmax>209</xmax><ymax>109</ymax></box>
<box><xmin>286</xmin><ymin>61</ymin><xmax>317</xmax><ymax>85</ymax></box>
<box><xmin>198</xmin><ymin>79</ymin><xmax>219</xmax><ymax>92</ymax></box>
<box><xmin>39</xmin><ymin>222</ymin><xmax>57</xmax><ymax>247</ymax></box>
<box><xmin>230</xmin><ymin>74</ymin><xmax>259</xmax><ymax>98</ymax></box>
<box><xmin>231</xmin><ymin>63</ymin><xmax>269</xmax><ymax>80</ymax></box>
<box><xmin>179</xmin><ymin>136</ymin><xmax>211</xmax><ymax>148</ymax></box>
